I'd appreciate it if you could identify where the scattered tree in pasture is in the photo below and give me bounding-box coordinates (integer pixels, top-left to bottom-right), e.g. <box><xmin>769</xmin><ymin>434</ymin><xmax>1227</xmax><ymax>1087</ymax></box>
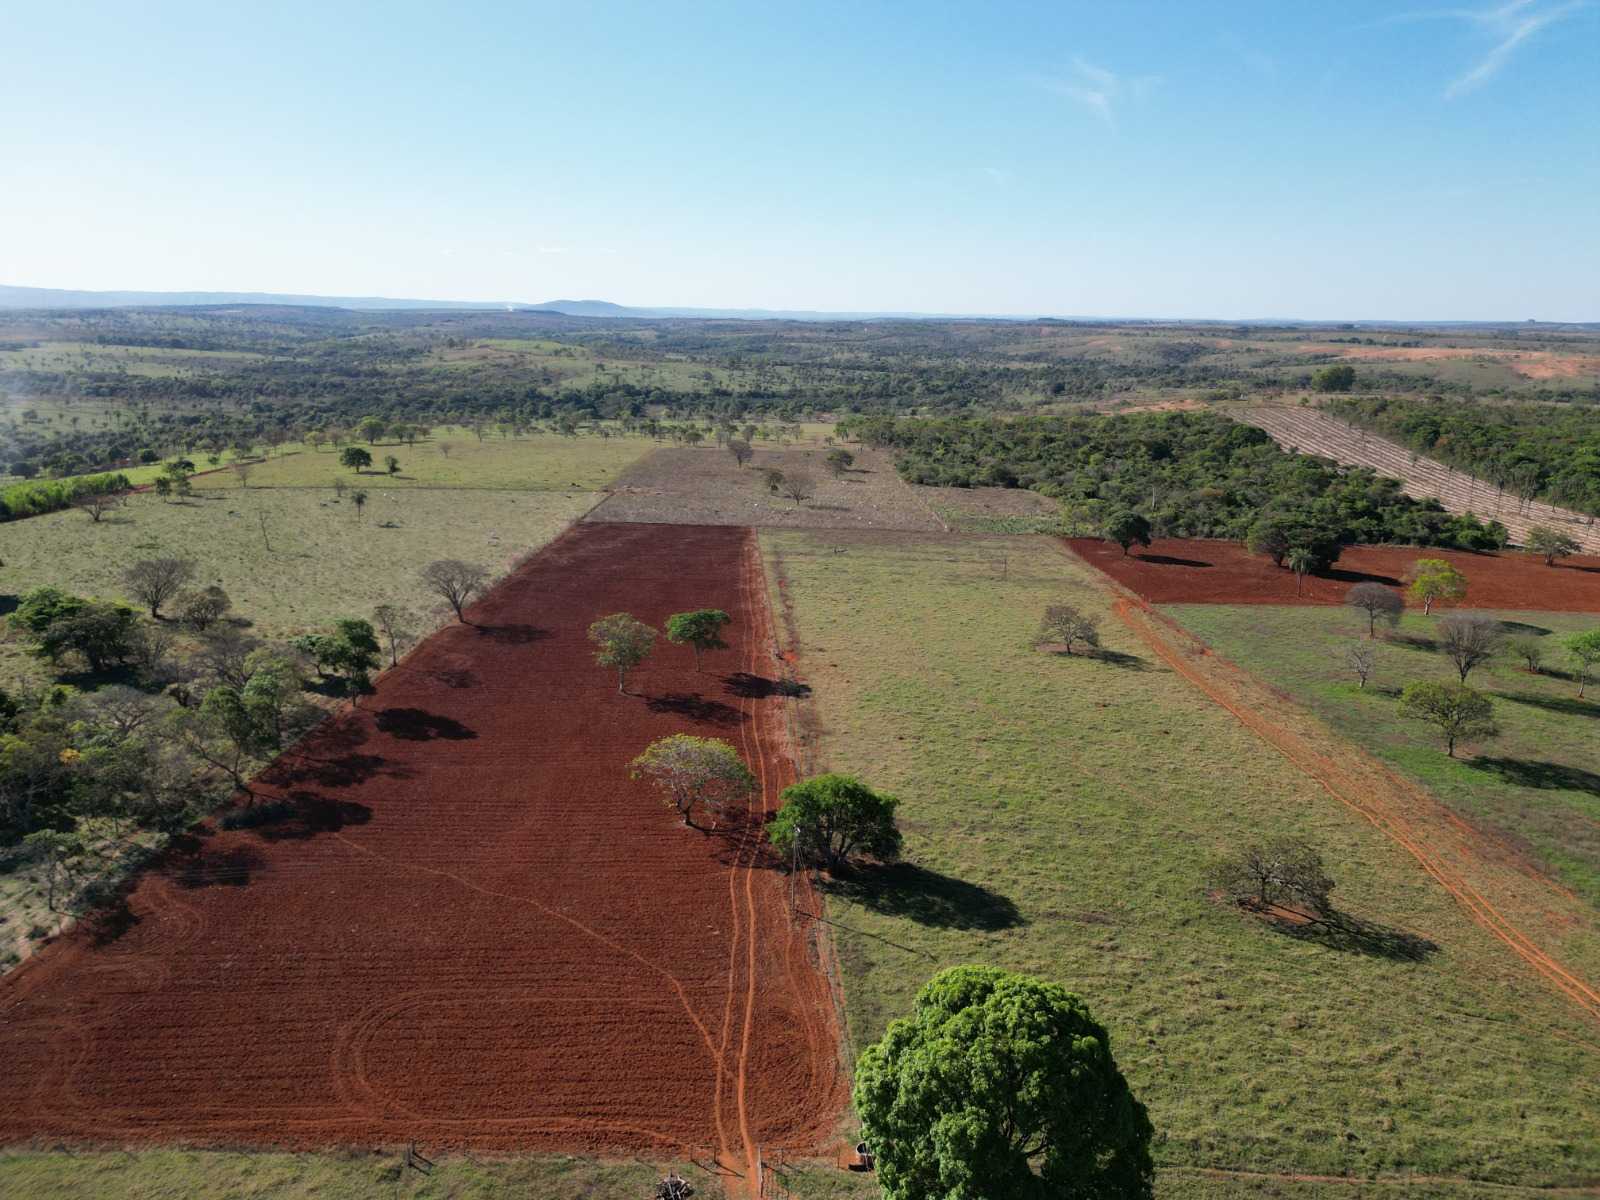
<box><xmin>339</xmin><ymin>446</ymin><xmax>372</xmax><ymax>472</ymax></box>
<box><xmin>665</xmin><ymin>609</ymin><xmax>731</xmax><ymax>670</ymax></box>
<box><xmin>176</xmin><ymin>585</ymin><xmax>232</xmax><ymax>633</ymax></box>
<box><xmin>1344</xmin><ymin>641</ymin><xmax>1376</xmax><ymax>688</ymax></box>
<box><xmin>1345</xmin><ymin>582</ymin><xmax>1403</xmax><ymax>637</ymax></box>
<box><xmin>854</xmin><ymin>965</ymin><xmax>1153</xmax><ymax>1200</ymax></box>
<box><xmin>122</xmin><ymin>557</ymin><xmax>196</xmax><ymax>618</ymax></box>
<box><xmin>1035</xmin><ymin>604</ymin><xmax>1100</xmax><ymax>655</ymax></box>
<box><xmin>630</xmin><ymin>734</ymin><xmax>755</xmax><ymax>831</ymax></box>
<box><xmin>437</xmin><ymin>441</ymin><xmax>453</xmax><ymax>458</ymax></box>
<box><xmin>1566</xmin><ymin>628</ymin><xmax>1600</xmax><ymax>698</ymax></box>
<box><xmin>175</xmin><ymin>476</ymin><xmax>193</xmax><ymax>500</ymax></box>
<box><xmin>727</xmin><ymin>438</ymin><xmax>754</xmax><ymax>468</ymax></box>
<box><xmin>1102</xmin><ymin>508</ymin><xmax>1152</xmax><ymax>556</ymax></box>
<box><xmin>1506</xmin><ymin>634</ymin><xmax>1545</xmax><ymax>674</ymax></box>
<box><xmin>153</xmin><ymin>476</ymin><xmax>172</xmax><ymax>500</ymax></box>
<box><xmin>231</xmin><ymin>460</ymin><xmax>254</xmax><ymax>488</ymax></box>
<box><xmin>1407</xmin><ymin>559</ymin><xmax>1468</xmax><ymax>615</ymax></box>
<box><xmin>420</xmin><ymin>559</ymin><xmax>487</xmax><ymax>623</ymax></box>
<box><xmin>1210</xmin><ymin>837</ymin><xmax>1335</xmax><ymax>915</ymax></box>
<box><xmin>355</xmin><ymin>415</ymin><xmax>387</xmax><ymax>444</ymax></box>
<box><xmin>1527</xmin><ymin>525</ymin><xmax>1580</xmax><ymax>566</ymax></box>
<box><xmin>73</xmin><ymin>488</ymin><xmax>126</xmax><ymax>522</ymax></box>
<box><xmin>1398</xmin><ymin>681</ymin><xmax>1497</xmax><ymax>757</ymax></box>
<box><xmin>588</xmin><ymin>613</ymin><xmax>656</xmax><ymax>693</ymax></box>
<box><xmin>780</xmin><ymin>469</ymin><xmax>817</xmax><ymax>507</ymax></box>
<box><xmin>384</xmin><ymin>455</ymin><xmax>400</xmax><ymax>476</ymax></box>
<box><xmin>350</xmin><ymin>489</ymin><xmax>368</xmax><ymax>522</ymax></box>
<box><xmin>372</xmin><ymin>603</ymin><xmax>417</xmax><ymax>667</ymax></box>
<box><xmin>332</xmin><ymin>477</ymin><xmax>348</xmax><ymax>499</ymax></box>
<box><xmin>768</xmin><ymin>773</ymin><xmax>901</xmax><ymax>870</ymax></box>
<box><xmin>1438</xmin><ymin>613</ymin><xmax>1502</xmax><ymax>682</ymax></box>
<box><xmin>825</xmin><ymin>448</ymin><xmax>854</xmax><ymax>476</ymax></box>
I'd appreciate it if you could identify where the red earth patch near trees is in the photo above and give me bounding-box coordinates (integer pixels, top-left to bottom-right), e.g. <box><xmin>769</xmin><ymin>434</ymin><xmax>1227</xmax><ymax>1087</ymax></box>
<box><xmin>0</xmin><ymin>523</ymin><xmax>844</xmax><ymax>1164</ymax></box>
<box><xmin>1067</xmin><ymin>537</ymin><xmax>1600</xmax><ymax>612</ymax></box>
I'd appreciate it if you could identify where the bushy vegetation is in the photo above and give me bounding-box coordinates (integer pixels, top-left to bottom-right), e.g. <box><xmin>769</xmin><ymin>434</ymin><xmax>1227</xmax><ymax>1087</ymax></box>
<box><xmin>847</xmin><ymin>411</ymin><xmax>1507</xmax><ymax>549</ymax></box>
<box><xmin>1328</xmin><ymin>396</ymin><xmax>1600</xmax><ymax>516</ymax></box>
<box><xmin>0</xmin><ymin>471</ymin><xmax>130</xmax><ymax>521</ymax></box>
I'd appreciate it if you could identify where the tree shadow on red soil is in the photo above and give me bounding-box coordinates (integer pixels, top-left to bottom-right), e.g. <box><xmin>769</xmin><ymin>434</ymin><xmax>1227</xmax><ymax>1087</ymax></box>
<box><xmin>428</xmin><ymin>668</ymin><xmax>478</xmax><ymax>689</ymax></box>
<box><xmin>374</xmin><ymin>707</ymin><xmax>478</xmax><ymax>740</ymax></box>
<box><xmin>645</xmin><ymin>692</ymin><xmax>744</xmax><ymax>727</ymax></box>
<box><xmin>170</xmin><ymin>843</ymin><xmax>267</xmax><ymax>889</ymax></box>
<box><xmin>723</xmin><ymin>671</ymin><xmax>810</xmax><ymax>699</ymax></box>
<box><xmin>1134</xmin><ymin>553</ymin><xmax>1212</xmax><ymax>568</ymax></box>
<box><xmin>472</xmin><ymin>623</ymin><xmax>551</xmax><ymax>644</ymax></box>
<box><xmin>820</xmin><ymin>863</ymin><xmax>1025</xmax><ymax>931</ymax></box>
<box><xmin>84</xmin><ymin>897</ymin><xmax>141</xmax><ymax>945</ymax></box>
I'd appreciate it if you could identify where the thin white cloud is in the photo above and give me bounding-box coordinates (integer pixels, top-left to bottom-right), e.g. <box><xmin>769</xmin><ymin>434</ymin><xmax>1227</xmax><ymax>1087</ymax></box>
<box><xmin>1036</xmin><ymin>58</ymin><xmax>1159</xmax><ymax>127</ymax></box>
<box><xmin>1383</xmin><ymin>0</ymin><xmax>1586</xmax><ymax>97</ymax></box>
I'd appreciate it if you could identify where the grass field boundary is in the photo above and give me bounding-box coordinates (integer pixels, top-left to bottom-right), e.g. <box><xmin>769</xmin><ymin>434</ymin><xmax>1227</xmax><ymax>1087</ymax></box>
<box><xmin>1057</xmin><ymin>540</ymin><xmax>1600</xmax><ymax>1025</ymax></box>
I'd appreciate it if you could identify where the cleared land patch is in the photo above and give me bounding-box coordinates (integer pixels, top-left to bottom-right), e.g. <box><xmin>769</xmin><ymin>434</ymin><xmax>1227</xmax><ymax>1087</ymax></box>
<box><xmin>1070</xmin><ymin>537</ymin><xmax>1600</xmax><ymax>611</ymax></box>
<box><xmin>0</xmin><ymin>522</ymin><xmax>843</xmax><ymax>1158</ymax></box>
<box><xmin>588</xmin><ymin>445</ymin><xmax>945</xmax><ymax>531</ymax></box>
<box><xmin>763</xmin><ymin>529</ymin><xmax>1600</xmax><ymax>1185</ymax></box>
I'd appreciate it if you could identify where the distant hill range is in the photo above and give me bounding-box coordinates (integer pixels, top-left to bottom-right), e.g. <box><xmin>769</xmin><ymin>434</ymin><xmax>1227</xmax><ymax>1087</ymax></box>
<box><xmin>0</xmin><ymin>283</ymin><xmax>1592</xmax><ymax>327</ymax></box>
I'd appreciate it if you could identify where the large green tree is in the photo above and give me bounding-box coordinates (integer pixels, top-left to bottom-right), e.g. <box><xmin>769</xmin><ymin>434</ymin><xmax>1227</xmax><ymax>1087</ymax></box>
<box><xmin>768</xmin><ymin>773</ymin><xmax>901</xmax><ymax>870</ymax></box>
<box><xmin>854</xmin><ymin>965</ymin><xmax>1153</xmax><ymax>1200</ymax></box>
<box><xmin>630</xmin><ymin>734</ymin><xmax>755</xmax><ymax>831</ymax></box>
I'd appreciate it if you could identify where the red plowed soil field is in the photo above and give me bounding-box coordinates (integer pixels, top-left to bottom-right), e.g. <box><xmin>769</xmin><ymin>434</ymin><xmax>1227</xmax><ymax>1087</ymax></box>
<box><xmin>0</xmin><ymin>523</ymin><xmax>843</xmax><ymax>1164</ymax></box>
<box><xmin>1068</xmin><ymin>537</ymin><xmax>1600</xmax><ymax>611</ymax></box>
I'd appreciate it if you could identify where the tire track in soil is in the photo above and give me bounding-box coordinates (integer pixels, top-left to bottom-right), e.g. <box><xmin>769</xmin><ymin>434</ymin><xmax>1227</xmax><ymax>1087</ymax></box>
<box><xmin>1109</xmin><ymin>593</ymin><xmax>1600</xmax><ymax>1024</ymax></box>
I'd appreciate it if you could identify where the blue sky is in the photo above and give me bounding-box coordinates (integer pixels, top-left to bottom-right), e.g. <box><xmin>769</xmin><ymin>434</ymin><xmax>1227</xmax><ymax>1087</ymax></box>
<box><xmin>2</xmin><ymin>0</ymin><xmax>1595</xmax><ymax>319</ymax></box>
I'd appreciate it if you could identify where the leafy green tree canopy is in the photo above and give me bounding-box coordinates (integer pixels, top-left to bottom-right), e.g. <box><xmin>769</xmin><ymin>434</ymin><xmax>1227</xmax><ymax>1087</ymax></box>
<box><xmin>630</xmin><ymin>734</ymin><xmax>754</xmax><ymax>830</ymax></box>
<box><xmin>339</xmin><ymin>446</ymin><xmax>372</xmax><ymax>472</ymax></box>
<box><xmin>768</xmin><ymin>773</ymin><xmax>902</xmax><ymax>870</ymax></box>
<box><xmin>1397</xmin><ymin>681</ymin><xmax>1496</xmax><ymax>757</ymax></box>
<box><xmin>664</xmin><ymin>609</ymin><xmax>731</xmax><ymax>669</ymax></box>
<box><xmin>1407</xmin><ymin>559</ymin><xmax>1468</xmax><ymax>615</ymax></box>
<box><xmin>1102</xmin><ymin>508</ymin><xmax>1151</xmax><ymax>556</ymax></box>
<box><xmin>588</xmin><ymin>613</ymin><xmax>656</xmax><ymax>693</ymax></box>
<box><xmin>1527</xmin><ymin>525</ymin><xmax>1580</xmax><ymax>566</ymax></box>
<box><xmin>854</xmin><ymin>965</ymin><xmax>1154</xmax><ymax>1200</ymax></box>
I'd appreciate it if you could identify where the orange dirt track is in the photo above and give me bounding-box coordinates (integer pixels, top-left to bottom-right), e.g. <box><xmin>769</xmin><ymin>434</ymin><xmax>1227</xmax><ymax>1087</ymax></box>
<box><xmin>1069</xmin><ymin>537</ymin><xmax>1600</xmax><ymax>611</ymax></box>
<box><xmin>0</xmin><ymin>523</ymin><xmax>844</xmax><ymax>1167</ymax></box>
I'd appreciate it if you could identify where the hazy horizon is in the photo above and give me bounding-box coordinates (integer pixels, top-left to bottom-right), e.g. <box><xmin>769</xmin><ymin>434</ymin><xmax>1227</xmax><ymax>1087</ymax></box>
<box><xmin>3</xmin><ymin>1</ymin><xmax>1597</xmax><ymax>321</ymax></box>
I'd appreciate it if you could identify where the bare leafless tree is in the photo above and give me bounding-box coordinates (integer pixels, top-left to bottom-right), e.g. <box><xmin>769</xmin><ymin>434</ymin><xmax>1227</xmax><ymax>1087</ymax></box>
<box><xmin>780</xmin><ymin>470</ymin><xmax>817</xmax><ymax>508</ymax></box>
<box><xmin>1438</xmin><ymin>613</ymin><xmax>1503</xmax><ymax>683</ymax></box>
<box><xmin>1036</xmin><ymin>604</ymin><xmax>1100</xmax><ymax>656</ymax></box>
<box><xmin>1344</xmin><ymin>582</ymin><xmax>1403</xmax><ymax>638</ymax></box>
<box><xmin>420</xmin><ymin>560</ymin><xmax>488</xmax><ymax>623</ymax></box>
<box><xmin>372</xmin><ymin>603</ymin><xmax>417</xmax><ymax>667</ymax></box>
<box><xmin>73</xmin><ymin>489</ymin><xmax>126</xmax><ymax>522</ymax></box>
<box><xmin>122</xmin><ymin>557</ymin><xmax>196</xmax><ymax>618</ymax></box>
<box><xmin>1343</xmin><ymin>642</ymin><xmax>1376</xmax><ymax>688</ymax></box>
<box><xmin>232</xmin><ymin>460</ymin><xmax>254</xmax><ymax>488</ymax></box>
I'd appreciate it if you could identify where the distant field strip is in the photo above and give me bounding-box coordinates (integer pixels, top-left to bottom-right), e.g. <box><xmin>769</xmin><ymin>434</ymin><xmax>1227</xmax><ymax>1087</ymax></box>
<box><xmin>1234</xmin><ymin>407</ymin><xmax>1600</xmax><ymax>553</ymax></box>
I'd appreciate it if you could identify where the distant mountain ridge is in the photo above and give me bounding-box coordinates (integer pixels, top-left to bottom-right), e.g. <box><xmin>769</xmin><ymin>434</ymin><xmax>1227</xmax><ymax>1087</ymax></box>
<box><xmin>1</xmin><ymin>283</ymin><xmax>1592</xmax><ymax>328</ymax></box>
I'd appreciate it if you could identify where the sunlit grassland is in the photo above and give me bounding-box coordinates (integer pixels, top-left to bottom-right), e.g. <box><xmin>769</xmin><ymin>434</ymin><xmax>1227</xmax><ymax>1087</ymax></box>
<box><xmin>761</xmin><ymin>530</ymin><xmax>1600</xmax><ymax>1187</ymax></box>
<box><xmin>0</xmin><ymin>1149</ymin><xmax>720</xmax><ymax>1200</ymax></box>
<box><xmin>194</xmin><ymin>430</ymin><xmax>648</xmax><ymax>491</ymax></box>
<box><xmin>0</xmin><ymin>487</ymin><xmax>596</xmax><ymax>689</ymax></box>
<box><xmin>1166</xmin><ymin>602</ymin><xmax>1600</xmax><ymax>919</ymax></box>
